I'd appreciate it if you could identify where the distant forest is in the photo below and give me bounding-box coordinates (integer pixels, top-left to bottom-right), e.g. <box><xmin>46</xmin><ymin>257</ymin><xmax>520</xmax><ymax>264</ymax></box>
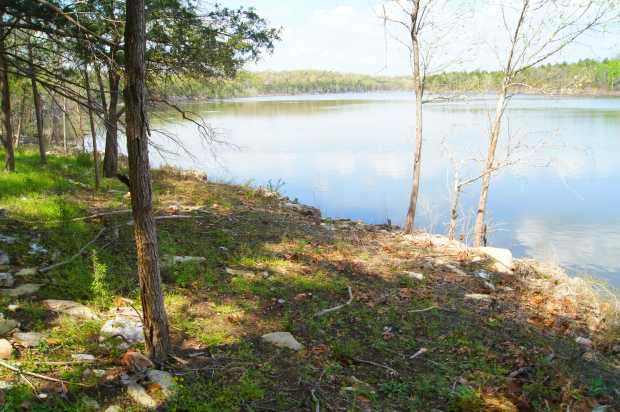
<box><xmin>154</xmin><ymin>58</ymin><xmax>620</xmax><ymax>99</ymax></box>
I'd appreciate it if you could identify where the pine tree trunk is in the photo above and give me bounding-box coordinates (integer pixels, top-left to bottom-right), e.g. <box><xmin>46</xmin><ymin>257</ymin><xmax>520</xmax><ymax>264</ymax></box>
<box><xmin>124</xmin><ymin>0</ymin><xmax>171</xmax><ymax>364</ymax></box>
<box><xmin>0</xmin><ymin>29</ymin><xmax>15</xmax><ymax>172</ymax></box>
<box><xmin>82</xmin><ymin>67</ymin><xmax>101</xmax><ymax>189</ymax></box>
<box><xmin>27</xmin><ymin>39</ymin><xmax>47</xmax><ymax>164</ymax></box>
<box><xmin>103</xmin><ymin>70</ymin><xmax>120</xmax><ymax>177</ymax></box>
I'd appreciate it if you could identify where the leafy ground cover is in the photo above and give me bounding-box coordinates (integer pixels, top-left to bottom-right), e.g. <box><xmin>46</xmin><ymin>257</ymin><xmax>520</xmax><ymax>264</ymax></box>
<box><xmin>0</xmin><ymin>150</ymin><xmax>618</xmax><ymax>411</ymax></box>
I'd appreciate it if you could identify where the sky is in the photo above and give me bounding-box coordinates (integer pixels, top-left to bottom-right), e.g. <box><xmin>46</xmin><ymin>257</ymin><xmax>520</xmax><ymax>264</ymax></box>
<box><xmin>217</xmin><ymin>0</ymin><xmax>619</xmax><ymax>76</ymax></box>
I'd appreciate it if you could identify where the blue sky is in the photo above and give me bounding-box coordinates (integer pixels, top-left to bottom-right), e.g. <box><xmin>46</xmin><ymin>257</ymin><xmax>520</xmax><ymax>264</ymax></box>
<box><xmin>218</xmin><ymin>1</ymin><xmax>619</xmax><ymax>75</ymax></box>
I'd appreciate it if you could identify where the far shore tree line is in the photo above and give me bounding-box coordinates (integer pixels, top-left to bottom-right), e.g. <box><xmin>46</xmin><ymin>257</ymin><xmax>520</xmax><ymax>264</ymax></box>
<box><xmin>0</xmin><ymin>0</ymin><xmax>617</xmax><ymax>363</ymax></box>
<box><xmin>155</xmin><ymin>58</ymin><xmax>620</xmax><ymax>99</ymax></box>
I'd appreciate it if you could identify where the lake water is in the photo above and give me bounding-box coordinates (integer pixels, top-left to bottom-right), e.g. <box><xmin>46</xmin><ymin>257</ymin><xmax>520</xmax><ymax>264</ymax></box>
<box><xmin>148</xmin><ymin>93</ymin><xmax>620</xmax><ymax>287</ymax></box>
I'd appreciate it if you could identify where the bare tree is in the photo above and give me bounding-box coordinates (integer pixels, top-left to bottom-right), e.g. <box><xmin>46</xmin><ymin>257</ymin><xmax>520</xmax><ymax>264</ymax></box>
<box><xmin>472</xmin><ymin>0</ymin><xmax>615</xmax><ymax>246</ymax></box>
<box><xmin>380</xmin><ymin>0</ymin><xmax>471</xmax><ymax>234</ymax></box>
<box><xmin>82</xmin><ymin>66</ymin><xmax>101</xmax><ymax>189</ymax></box>
<box><xmin>124</xmin><ymin>0</ymin><xmax>171</xmax><ymax>363</ymax></box>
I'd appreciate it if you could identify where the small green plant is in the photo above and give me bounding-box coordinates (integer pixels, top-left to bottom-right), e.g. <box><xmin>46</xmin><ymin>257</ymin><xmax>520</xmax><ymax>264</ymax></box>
<box><xmin>379</xmin><ymin>381</ymin><xmax>412</xmax><ymax>399</ymax></box>
<box><xmin>448</xmin><ymin>385</ymin><xmax>485</xmax><ymax>412</ymax></box>
<box><xmin>91</xmin><ymin>250</ymin><xmax>112</xmax><ymax>309</ymax></box>
<box><xmin>588</xmin><ymin>376</ymin><xmax>610</xmax><ymax>397</ymax></box>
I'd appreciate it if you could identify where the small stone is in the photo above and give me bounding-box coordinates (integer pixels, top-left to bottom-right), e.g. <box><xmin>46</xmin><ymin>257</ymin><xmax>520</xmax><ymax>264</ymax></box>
<box><xmin>0</xmin><ymin>338</ymin><xmax>13</xmax><ymax>359</ymax></box>
<box><xmin>122</xmin><ymin>351</ymin><xmax>154</xmax><ymax>373</ymax></box>
<box><xmin>477</xmin><ymin>247</ymin><xmax>513</xmax><ymax>274</ymax></box>
<box><xmin>476</xmin><ymin>270</ymin><xmax>490</xmax><ymax>280</ymax></box>
<box><xmin>0</xmin><ymin>273</ymin><xmax>15</xmax><ymax>288</ymax></box>
<box><xmin>2</xmin><ymin>283</ymin><xmax>42</xmax><ymax>297</ymax></box>
<box><xmin>15</xmin><ymin>268</ymin><xmax>38</xmax><ymax>277</ymax></box>
<box><xmin>261</xmin><ymin>331</ymin><xmax>304</xmax><ymax>351</ymax></box>
<box><xmin>172</xmin><ymin>256</ymin><xmax>206</xmax><ymax>264</ymax></box>
<box><xmin>404</xmin><ymin>271</ymin><xmax>424</xmax><ymax>280</ymax></box>
<box><xmin>576</xmin><ymin>336</ymin><xmax>593</xmax><ymax>348</ymax></box>
<box><xmin>0</xmin><ymin>319</ymin><xmax>19</xmax><ymax>336</ymax></box>
<box><xmin>29</xmin><ymin>243</ymin><xmax>48</xmax><ymax>255</ymax></box>
<box><xmin>81</xmin><ymin>396</ymin><xmax>100</xmax><ymax>410</ymax></box>
<box><xmin>465</xmin><ymin>293</ymin><xmax>492</xmax><ymax>302</ymax></box>
<box><xmin>43</xmin><ymin>300</ymin><xmax>99</xmax><ymax>320</ymax></box>
<box><xmin>127</xmin><ymin>382</ymin><xmax>158</xmax><ymax>409</ymax></box>
<box><xmin>0</xmin><ymin>235</ymin><xmax>16</xmax><ymax>244</ymax></box>
<box><xmin>146</xmin><ymin>369</ymin><xmax>176</xmax><ymax>397</ymax></box>
<box><xmin>100</xmin><ymin>318</ymin><xmax>144</xmax><ymax>344</ymax></box>
<box><xmin>0</xmin><ymin>251</ymin><xmax>9</xmax><ymax>266</ymax></box>
<box><xmin>277</xmin><ymin>298</ymin><xmax>286</xmax><ymax>304</ymax></box>
<box><xmin>225</xmin><ymin>267</ymin><xmax>255</xmax><ymax>278</ymax></box>
<box><xmin>13</xmin><ymin>331</ymin><xmax>45</xmax><ymax>347</ymax></box>
<box><xmin>104</xmin><ymin>406</ymin><xmax>122</xmax><ymax>412</ymax></box>
<box><xmin>72</xmin><ymin>353</ymin><xmax>96</xmax><ymax>362</ymax></box>
<box><xmin>7</xmin><ymin>304</ymin><xmax>19</xmax><ymax>312</ymax></box>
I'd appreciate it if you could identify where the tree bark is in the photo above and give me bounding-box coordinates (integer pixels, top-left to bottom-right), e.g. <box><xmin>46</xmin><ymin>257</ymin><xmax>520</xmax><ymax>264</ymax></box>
<box><xmin>448</xmin><ymin>169</ymin><xmax>460</xmax><ymax>241</ymax></box>
<box><xmin>473</xmin><ymin>85</ymin><xmax>508</xmax><ymax>246</ymax></box>
<box><xmin>124</xmin><ymin>0</ymin><xmax>171</xmax><ymax>364</ymax></box>
<box><xmin>82</xmin><ymin>67</ymin><xmax>101</xmax><ymax>189</ymax></box>
<box><xmin>27</xmin><ymin>38</ymin><xmax>47</xmax><ymax>164</ymax></box>
<box><xmin>103</xmin><ymin>69</ymin><xmax>120</xmax><ymax>177</ymax></box>
<box><xmin>0</xmin><ymin>28</ymin><xmax>15</xmax><ymax>172</ymax></box>
<box><xmin>404</xmin><ymin>4</ymin><xmax>424</xmax><ymax>234</ymax></box>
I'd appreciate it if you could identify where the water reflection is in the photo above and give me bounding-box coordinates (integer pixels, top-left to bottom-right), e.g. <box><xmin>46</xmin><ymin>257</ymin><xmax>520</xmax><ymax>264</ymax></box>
<box><xmin>148</xmin><ymin>93</ymin><xmax>620</xmax><ymax>287</ymax></box>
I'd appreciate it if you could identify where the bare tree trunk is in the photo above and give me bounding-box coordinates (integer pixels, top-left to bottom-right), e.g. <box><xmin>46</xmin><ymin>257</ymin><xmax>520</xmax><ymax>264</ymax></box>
<box><xmin>76</xmin><ymin>102</ymin><xmax>85</xmax><ymax>152</ymax></box>
<box><xmin>0</xmin><ymin>29</ymin><xmax>15</xmax><ymax>172</ymax></box>
<box><xmin>103</xmin><ymin>70</ymin><xmax>120</xmax><ymax>177</ymax></box>
<box><xmin>62</xmin><ymin>95</ymin><xmax>67</xmax><ymax>154</ymax></box>
<box><xmin>124</xmin><ymin>0</ymin><xmax>171</xmax><ymax>364</ymax></box>
<box><xmin>15</xmin><ymin>91</ymin><xmax>27</xmax><ymax>149</ymax></box>
<box><xmin>27</xmin><ymin>38</ymin><xmax>47</xmax><ymax>164</ymax></box>
<box><xmin>82</xmin><ymin>67</ymin><xmax>101</xmax><ymax>189</ymax></box>
<box><xmin>448</xmin><ymin>169</ymin><xmax>460</xmax><ymax>241</ymax></box>
<box><xmin>473</xmin><ymin>86</ymin><xmax>508</xmax><ymax>246</ymax></box>
<box><xmin>404</xmin><ymin>10</ymin><xmax>424</xmax><ymax>234</ymax></box>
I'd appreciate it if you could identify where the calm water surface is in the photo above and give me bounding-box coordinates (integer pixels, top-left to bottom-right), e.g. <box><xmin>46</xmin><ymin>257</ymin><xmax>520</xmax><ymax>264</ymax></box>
<box><xmin>148</xmin><ymin>93</ymin><xmax>620</xmax><ymax>287</ymax></box>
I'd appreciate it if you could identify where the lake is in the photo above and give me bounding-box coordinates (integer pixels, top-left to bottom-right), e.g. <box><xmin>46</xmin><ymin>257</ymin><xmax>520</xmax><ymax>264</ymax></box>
<box><xmin>148</xmin><ymin>93</ymin><xmax>620</xmax><ymax>287</ymax></box>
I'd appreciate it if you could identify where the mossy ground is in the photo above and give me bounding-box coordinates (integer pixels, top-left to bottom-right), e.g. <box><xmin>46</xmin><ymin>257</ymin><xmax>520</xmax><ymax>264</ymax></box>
<box><xmin>0</xmin><ymin>150</ymin><xmax>618</xmax><ymax>411</ymax></box>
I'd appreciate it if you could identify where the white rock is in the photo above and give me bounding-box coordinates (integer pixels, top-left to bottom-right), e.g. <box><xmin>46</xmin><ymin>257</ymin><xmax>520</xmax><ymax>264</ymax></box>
<box><xmin>261</xmin><ymin>331</ymin><xmax>304</xmax><ymax>351</ymax></box>
<box><xmin>13</xmin><ymin>331</ymin><xmax>45</xmax><ymax>347</ymax></box>
<box><xmin>104</xmin><ymin>406</ymin><xmax>122</xmax><ymax>412</ymax></box>
<box><xmin>0</xmin><ymin>338</ymin><xmax>13</xmax><ymax>359</ymax></box>
<box><xmin>7</xmin><ymin>304</ymin><xmax>19</xmax><ymax>312</ymax></box>
<box><xmin>29</xmin><ymin>243</ymin><xmax>48</xmax><ymax>255</ymax></box>
<box><xmin>476</xmin><ymin>271</ymin><xmax>490</xmax><ymax>280</ymax></box>
<box><xmin>127</xmin><ymin>382</ymin><xmax>158</xmax><ymax>409</ymax></box>
<box><xmin>0</xmin><ymin>279</ymin><xmax>20</xmax><ymax>293</ymax></box>
<box><xmin>0</xmin><ymin>251</ymin><xmax>9</xmax><ymax>266</ymax></box>
<box><xmin>172</xmin><ymin>256</ymin><xmax>206</xmax><ymax>264</ymax></box>
<box><xmin>100</xmin><ymin>319</ymin><xmax>144</xmax><ymax>344</ymax></box>
<box><xmin>0</xmin><ymin>319</ymin><xmax>19</xmax><ymax>336</ymax></box>
<box><xmin>72</xmin><ymin>353</ymin><xmax>96</xmax><ymax>362</ymax></box>
<box><xmin>146</xmin><ymin>369</ymin><xmax>176</xmax><ymax>397</ymax></box>
<box><xmin>477</xmin><ymin>247</ymin><xmax>514</xmax><ymax>274</ymax></box>
<box><xmin>576</xmin><ymin>336</ymin><xmax>593</xmax><ymax>348</ymax></box>
<box><xmin>15</xmin><ymin>268</ymin><xmax>38</xmax><ymax>277</ymax></box>
<box><xmin>404</xmin><ymin>271</ymin><xmax>424</xmax><ymax>280</ymax></box>
<box><xmin>225</xmin><ymin>267</ymin><xmax>255</xmax><ymax>278</ymax></box>
<box><xmin>2</xmin><ymin>283</ymin><xmax>42</xmax><ymax>297</ymax></box>
<box><xmin>43</xmin><ymin>300</ymin><xmax>99</xmax><ymax>320</ymax></box>
<box><xmin>465</xmin><ymin>293</ymin><xmax>492</xmax><ymax>302</ymax></box>
<box><xmin>0</xmin><ymin>235</ymin><xmax>16</xmax><ymax>244</ymax></box>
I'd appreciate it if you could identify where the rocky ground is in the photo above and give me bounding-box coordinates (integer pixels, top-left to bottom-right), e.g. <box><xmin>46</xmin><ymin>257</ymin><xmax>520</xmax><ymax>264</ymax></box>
<box><xmin>0</xmin><ymin>151</ymin><xmax>618</xmax><ymax>411</ymax></box>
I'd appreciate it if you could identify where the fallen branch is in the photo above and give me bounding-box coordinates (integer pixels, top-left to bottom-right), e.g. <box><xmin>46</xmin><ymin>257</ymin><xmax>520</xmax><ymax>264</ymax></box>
<box><xmin>315</xmin><ymin>286</ymin><xmax>353</xmax><ymax>317</ymax></box>
<box><xmin>409</xmin><ymin>305</ymin><xmax>438</xmax><ymax>313</ymax></box>
<box><xmin>0</xmin><ymin>359</ymin><xmax>84</xmax><ymax>386</ymax></box>
<box><xmin>353</xmin><ymin>358</ymin><xmax>398</xmax><ymax>376</ymax></box>
<box><xmin>409</xmin><ymin>347</ymin><xmax>428</xmax><ymax>359</ymax></box>
<box><xmin>39</xmin><ymin>228</ymin><xmax>107</xmax><ymax>273</ymax></box>
<box><xmin>70</xmin><ymin>209</ymin><xmax>132</xmax><ymax>222</ymax></box>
